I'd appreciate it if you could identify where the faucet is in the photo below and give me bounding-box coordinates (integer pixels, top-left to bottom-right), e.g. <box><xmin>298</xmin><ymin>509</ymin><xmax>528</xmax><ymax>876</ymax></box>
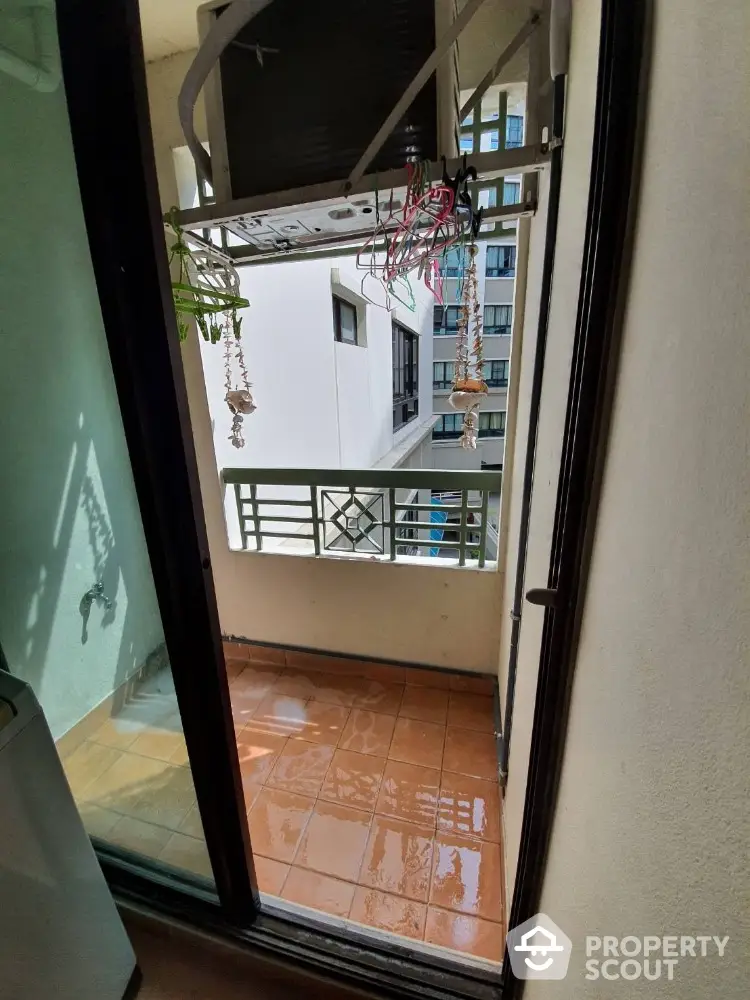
<box><xmin>80</xmin><ymin>581</ymin><xmax>112</xmax><ymax>614</ymax></box>
<box><xmin>79</xmin><ymin>582</ymin><xmax>113</xmax><ymax>644</ymax></box>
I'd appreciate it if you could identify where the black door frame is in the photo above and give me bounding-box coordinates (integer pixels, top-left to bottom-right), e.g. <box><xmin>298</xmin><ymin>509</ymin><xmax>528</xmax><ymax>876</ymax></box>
<box><xmin>502</xmin><ymin>0</ymin><xmax>649</xmax><ymax>995</ymax></box>
<box><xmin>56</xmin><ymin>0</ymin><xmax>258</xmax><ymax>923</ymax></box>
<box><xmin>53</xmin><ymin>0</ymin><xmax>648</xmax><ymax>995</ymax></box>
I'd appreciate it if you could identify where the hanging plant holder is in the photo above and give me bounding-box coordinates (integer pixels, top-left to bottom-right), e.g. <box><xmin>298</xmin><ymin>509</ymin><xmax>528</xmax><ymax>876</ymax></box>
<box><xmin>166</xmin><ymin>210</ymin><xmax>256</xmax><ymax>448</ymax></box>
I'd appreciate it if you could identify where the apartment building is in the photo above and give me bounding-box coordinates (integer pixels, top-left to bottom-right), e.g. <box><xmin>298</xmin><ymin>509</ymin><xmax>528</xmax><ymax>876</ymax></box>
<box><xmin>193</xmin><ymin>253</ymin><xmax>437</xmax><ymax>548</ymax></box>
<box><xmin>171</xmin><ymin>139</ymin><xmax>438</xmax><ymax>553</ymax></box>
<box><xmin>432</xmin><ymin>236</ymin><xmax>516</xmax><ymax>469</ymax></box>
<box><xmin>172</xmin><ymin>148</ymin><xmax>437</xmax><ymax>481</ymax></box>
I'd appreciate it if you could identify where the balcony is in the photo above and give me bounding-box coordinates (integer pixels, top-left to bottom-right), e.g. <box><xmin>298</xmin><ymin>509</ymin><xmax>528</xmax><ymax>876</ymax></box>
<box><xmin>1</xmin><ymin>0</ymin><xmax>641</xmax><ymax>980</ymax></box>
<box><xmin>59</xmin><ymin>639</ymin><xmax>505</xmax><ymax>964</ymax></box>
<box><xmin>223</xmin><ymin>467</ymin><xmax>501</xmax><ymax>570</ymax></box>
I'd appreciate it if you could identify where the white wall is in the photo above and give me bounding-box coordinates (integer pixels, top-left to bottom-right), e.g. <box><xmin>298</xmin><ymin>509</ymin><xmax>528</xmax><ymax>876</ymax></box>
<box><xmin>522</xmin><ymin>1</ymin><xmax>750</xmax><ymax>996</ymax></box>
<box><xmin>498</xmin><ymin>0</ymin><xmax>601</xmax><ymax>902</ymax></box>
<box><xmin>201</xmin><ymin>255</ymin><xmax>434</xmax><ymax>476</ymax></box>
<box><xmin>144</xmin><ymin>51</ymin><xmax>502</xmax><ymax>671</ymax></box>
<box><xmin>0</xmin><ymin>23</ymin><xmax>166</xmax><ymax>739</ymax></box>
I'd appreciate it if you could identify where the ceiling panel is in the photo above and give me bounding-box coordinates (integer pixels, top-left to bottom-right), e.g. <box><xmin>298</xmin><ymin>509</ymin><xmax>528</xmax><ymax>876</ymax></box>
<box><xmin>138</xmin><ymin>0</ymin><xmax>202</xmax><ymax>61</ymax></box>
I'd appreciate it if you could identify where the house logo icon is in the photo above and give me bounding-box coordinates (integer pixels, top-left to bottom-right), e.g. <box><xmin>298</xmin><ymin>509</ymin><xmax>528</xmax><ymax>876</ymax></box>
<box><xmin>506</xmin><ymin>913</ymin><xmax>572</xmax><ymax>980</ymax></box>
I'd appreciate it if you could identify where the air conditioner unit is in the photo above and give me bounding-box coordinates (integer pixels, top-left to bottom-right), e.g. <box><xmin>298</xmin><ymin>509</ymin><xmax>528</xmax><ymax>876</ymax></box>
<box><xmin>176</xmin><ymin>1</ymin><xmax>549</xmax><ymax>262</ymax></box>
<box><xmin>199</xmin><ymin>0</ymin><xmax>459</xmax><ymax>202</ymax></box>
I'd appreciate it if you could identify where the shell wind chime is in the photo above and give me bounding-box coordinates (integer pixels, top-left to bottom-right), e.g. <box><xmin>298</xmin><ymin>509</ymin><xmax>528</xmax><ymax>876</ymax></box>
<box><xmin>168</xmin><ymin>213</ymin><xmax>256</xmax><ymax>448</ymax></box>
<box><xmin>449</xmin><ymin>243</ymin><xmax>487</xmax><ymax>448</ymax></box>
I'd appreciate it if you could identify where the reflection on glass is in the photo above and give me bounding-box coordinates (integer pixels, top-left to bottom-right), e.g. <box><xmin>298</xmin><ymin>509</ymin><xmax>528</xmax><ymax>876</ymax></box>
<box><xmin>0</xmin><ymin>1</ymin><xmax>211</xmax><ymax>885</ymax></box>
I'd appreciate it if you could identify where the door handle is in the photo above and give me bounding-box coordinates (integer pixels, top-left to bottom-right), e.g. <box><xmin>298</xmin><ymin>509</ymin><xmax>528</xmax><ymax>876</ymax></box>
<box><xmin>525</xmin><ymin>587</ymin><xmax>561</xmax><ymax>608</ymax></box>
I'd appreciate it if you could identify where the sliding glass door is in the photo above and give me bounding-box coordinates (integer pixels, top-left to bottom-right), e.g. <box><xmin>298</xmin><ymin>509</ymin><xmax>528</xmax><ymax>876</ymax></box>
<box><xmin>0</xmin><ymin>0</ymin><xmax>253</xmax><ymax>915</ymax></box>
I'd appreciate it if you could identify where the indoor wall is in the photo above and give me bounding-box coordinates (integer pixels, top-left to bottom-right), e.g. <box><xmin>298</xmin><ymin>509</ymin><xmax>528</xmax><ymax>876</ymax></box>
<box><xmin>496</xmin><ymin>0</ymin><xmax>601</xmax><ymax>901</ymax></box>
<box><xmin>0</xmin><ymin>13</ymin><xmax>165</xmax><ymax>738</ymax></box>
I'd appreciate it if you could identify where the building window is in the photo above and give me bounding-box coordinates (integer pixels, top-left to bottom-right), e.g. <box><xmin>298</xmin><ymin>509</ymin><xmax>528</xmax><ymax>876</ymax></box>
<box><xmin>433</xmin><ymin>414</ymin><xmax>463</xmax><ymax>440</ymax></box>
<box><xmin>479</xmin><ymin>411</ymin><xmax>506</xmax><ymax>437</ymax></box>
<box><xmin>480</xmin><ymin>129</ymin><xmax>499</xmax><ymax>151</ymax></box>
<box><xmin>393</xmin><ymin>322</ymin><xmax>419</xmax><ymax>431</ymax></box>
<box><xmin>506</xmin><ymin>114</ymin><xmax>524</xmax><ymax>148</ymax></box>
<box><xmin>484</xmin><ymin>304</ymin><xmax>513</xmax><ymax>335</ymax></box>
<box><xmin>433</xmin><ymin>305</ymin><xmax>461</xmax><ymax>336</ymax></box>
<box><xmin>433</xmin><ymin>361</ymin><xmax>455</xmax><ymax>389</ymax></box>
<box><xmin>440</xmin><ymin>247</ymin><xmax>466</xmax><ymax>277</ymax></box>
<box><xmin>478</xmin><ymin>187</ymin><xmax>497</xmax><ymax>210</ymax></box>
<box><xmin>333</xmin><ymin>295</ymin><xmax>358</xmax><ymax>345</ymax></box>
<box><xmin>483</xmin><ymin>360</ymin><xmax>509</xmax><ymax>388</ymax></box>
<box><xmin>503</xmin><ymin>181</ymin><xmax>521</xmax><ymax>205</ymax></box>
<box><xmin>486</xmin><ymin>245</ymin><xmax>516</xmax><ymax>278</ymax></box>
<box><xmin>459</xmin><ymin>133</ymin><xmax>473</xmax><ymax>154</ymax></box>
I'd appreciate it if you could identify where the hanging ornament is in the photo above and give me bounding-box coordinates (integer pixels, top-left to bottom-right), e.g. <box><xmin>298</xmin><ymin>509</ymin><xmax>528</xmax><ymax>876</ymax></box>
<box><xmin>448</xmin><ymin>243</ymin><xmax>487</xmax><ymax>448</ymax></box>
<box><xmin>167</xmin><ymin>210</ymin><xmax>256</xmax><ymax>448</ymax></box>
<box><xmin>223</xmin><ymin>324</ymin><xmax>256</xmax><ymax>449</ymax></box>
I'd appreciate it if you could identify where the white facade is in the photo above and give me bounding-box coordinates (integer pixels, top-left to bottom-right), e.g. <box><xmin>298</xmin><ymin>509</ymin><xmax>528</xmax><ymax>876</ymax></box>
<box><xmin>191</xmin><ymin>253</ymin><xmax>436</xmax><ymax>550</ymax></box>
<box><xmin>198</xmin><ymin>255</ymin><xmax>435</xmax><ymax>475</ymax></box>
<box><xmin>172</xmin><ymin>140</ymin><xmax>437</xmax><ymax>548</ymax></box>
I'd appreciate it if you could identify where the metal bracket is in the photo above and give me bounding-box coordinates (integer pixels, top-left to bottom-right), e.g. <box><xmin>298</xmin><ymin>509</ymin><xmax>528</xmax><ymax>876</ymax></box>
<box><xmin>173</xmin><ymin>144</ymin><xmax>549</xmax><ymax>264</ymax></box>
<box><xmin>458</xmin><ymin>11</ymin><xmax>544</xmax><ymax>125</ymax></box>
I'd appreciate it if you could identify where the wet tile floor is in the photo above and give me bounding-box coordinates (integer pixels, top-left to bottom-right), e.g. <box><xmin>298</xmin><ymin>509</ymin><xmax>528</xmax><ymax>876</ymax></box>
<box><xmin>227</xmin><ymin>642</ymin><xmax>505</xmax><ymax>963</ymax></box>
<box><xmin>59</xmin><ymin>644</ymin><xmax>504</xmax><ymax>964</ymax></box>
<box><xmin>58</xmin><ymin>668</ymin><xmax>211</xmax><ymax>879</ymax></box>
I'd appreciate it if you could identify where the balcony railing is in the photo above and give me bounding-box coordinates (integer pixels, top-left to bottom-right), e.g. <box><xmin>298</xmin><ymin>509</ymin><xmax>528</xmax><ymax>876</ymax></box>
<box><xmin>222</xmin><ymin>468</ymin><xmax>502</xmax><ymax>569</ymax></box>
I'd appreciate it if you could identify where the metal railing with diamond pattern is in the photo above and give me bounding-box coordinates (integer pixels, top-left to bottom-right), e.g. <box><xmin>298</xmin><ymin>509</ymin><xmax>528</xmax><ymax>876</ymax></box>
<box><xmin>222</xmin><ymin>468</ymin><xmax>501</xmax><ymax>568</ymax></box>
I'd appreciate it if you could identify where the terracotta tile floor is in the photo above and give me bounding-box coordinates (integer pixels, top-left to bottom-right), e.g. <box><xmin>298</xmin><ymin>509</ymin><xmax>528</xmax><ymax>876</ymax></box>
<box><xmin>58</xmin><ymin>644</ymin><xmax>504</xmax><ymax>965</ymax></box>
<box><xmin>58</xmin><ymin>670</ymin><xmax>212</xmax><ymax>880</ymax></box>
<box><xmin>226</xmin><ymin>642</ymin><xmax>505</xmax><ymax>964</ymax></box>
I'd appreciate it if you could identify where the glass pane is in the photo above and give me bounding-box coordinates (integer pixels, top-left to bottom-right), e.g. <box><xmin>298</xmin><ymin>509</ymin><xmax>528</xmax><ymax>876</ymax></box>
<box><xmin>0</xmin><ymin>7</ymin><xmax>211</xmax><ymax>885</ymax></box>
<box><xmin>480</xmin><ymin>92</ymin><xmax>500</xmax><ymax>122</ymax></box>
<box><xmin>480</xmin><ymin>129</ymin><xmax>499</xmax><ymax>152</ymax></box>
<box><xmin>503</xmin><ymin>181</ymin><xmax>521</xmax><ymax>205</ymax></box>
<box><xmin>339</xmin><ymin>300</ymin><xmax>357</xmax><ymax>343</ymax></box>
<box><xmin>478</xmin><ymin>187</ymin><xmax>498</xmax><ymax>209</ymax></box>
<box><xmin>506</xmin><ymin>114</ymin><xmax>524</xmax><ymax>148</ymax></box>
